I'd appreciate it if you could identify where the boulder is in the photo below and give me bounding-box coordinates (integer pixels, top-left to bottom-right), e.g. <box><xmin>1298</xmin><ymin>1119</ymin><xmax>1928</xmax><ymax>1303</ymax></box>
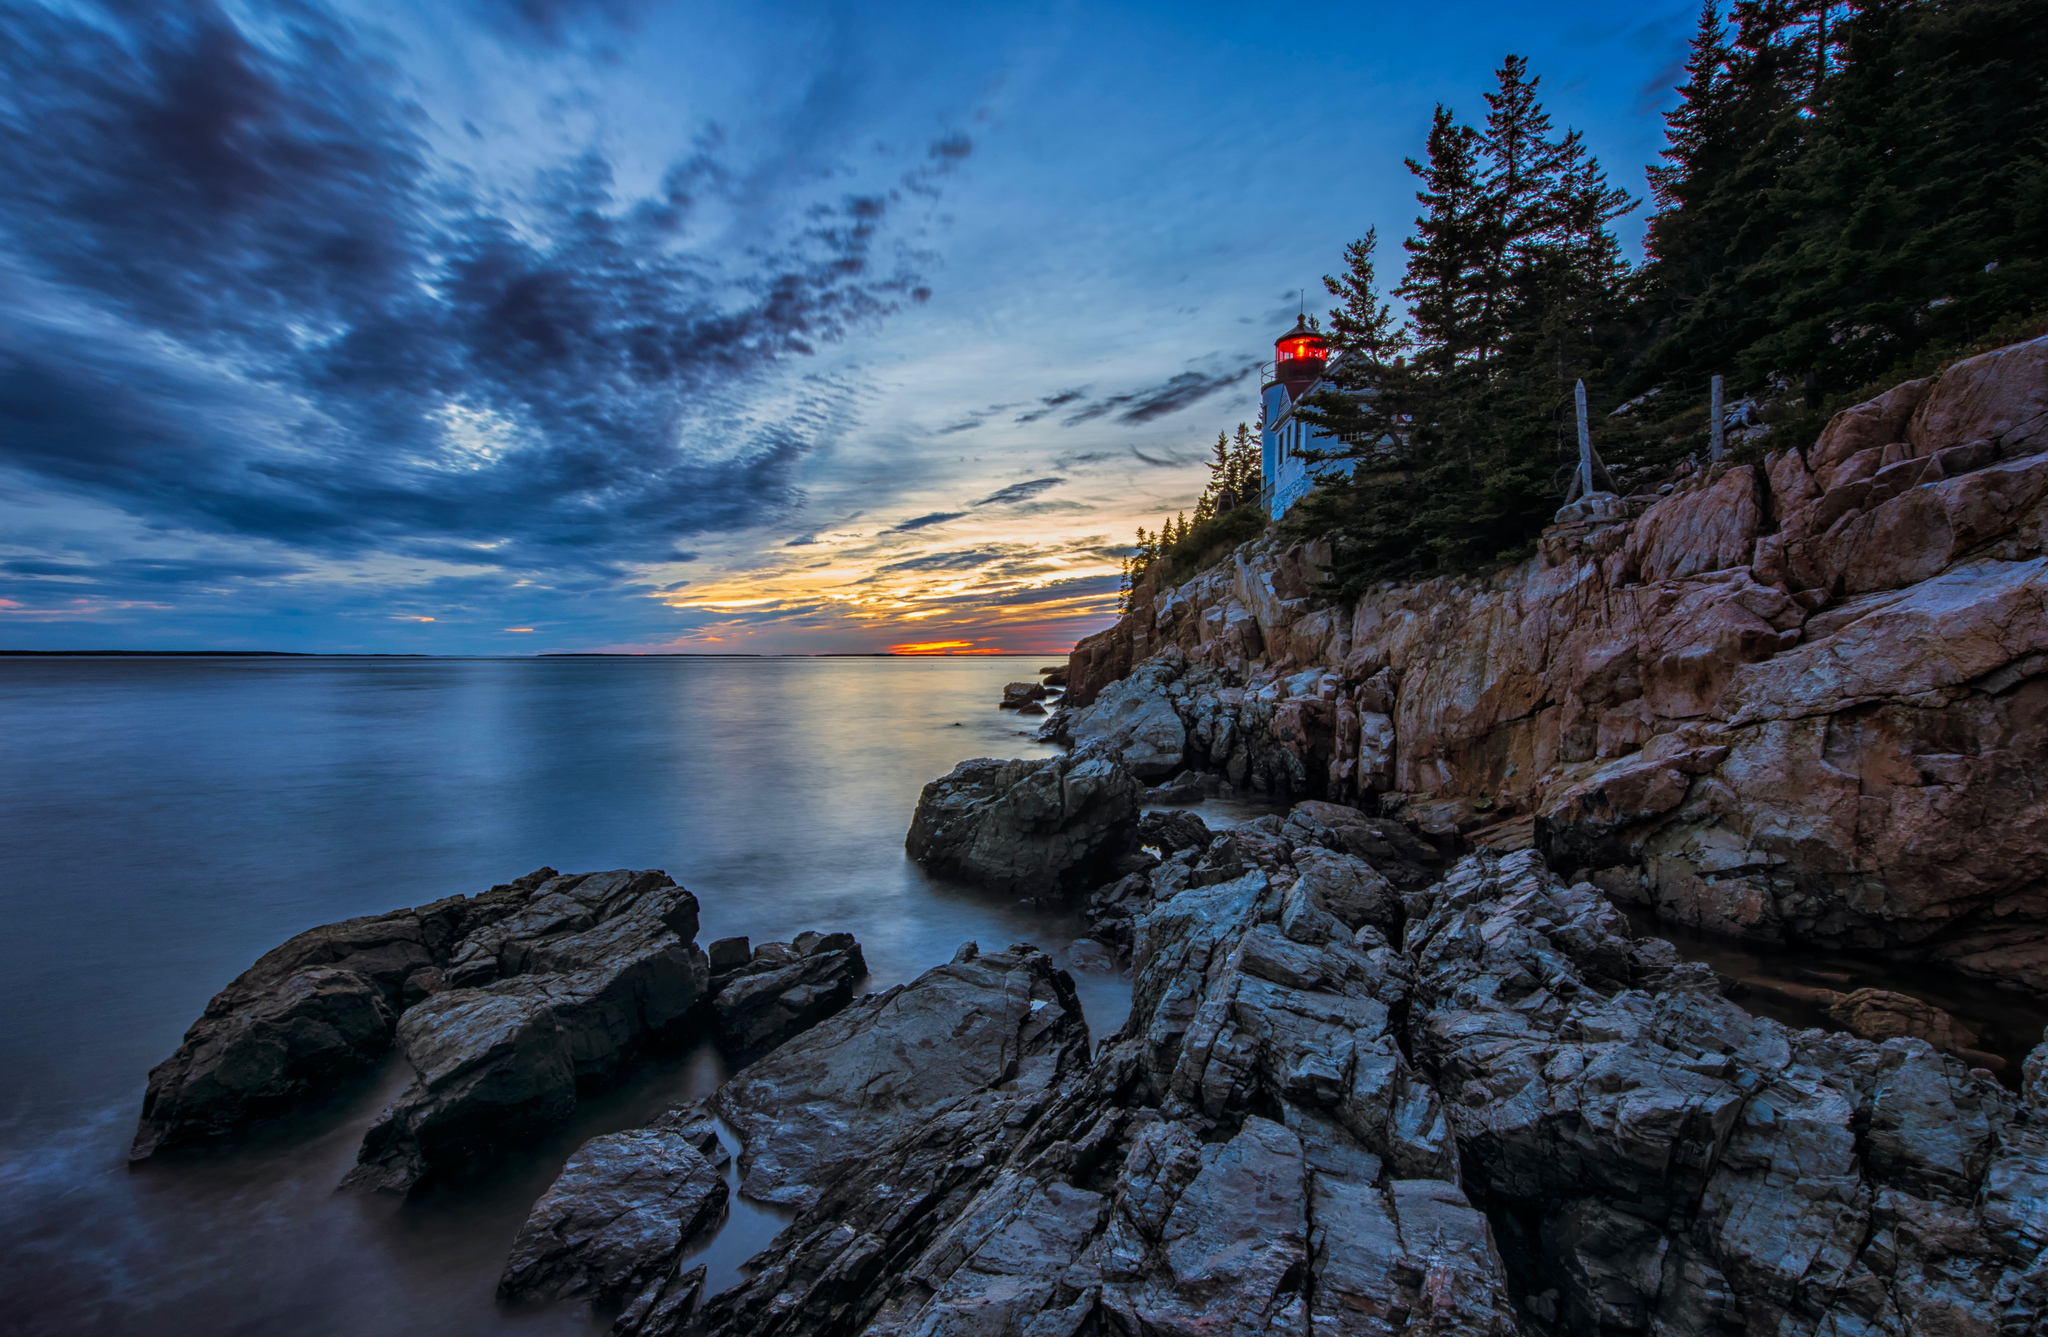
<box><xmin>1001</xmin><ymin>681</ymin><xmax>1049</xmax><ymax>708</ymax></box>
<box><xmin>707</xmin><ymin>930</ymin><xmax>866</xmax><ymax>1056</ymax></box>
<box><xmin>341</xmin><ymin>874</ymin><xmax>711</xmax><ymax>1193</ymax></box>
<box><xmin>132</xmin><ymin>867</ymin><xmax>564</xmax><ymax>1160</ymax></box>
<box><xmin>905</xmin><ymin>751</ymin><xmax>1143</xmax><ymax>897</ymax></box>
<box><xmin>498</xmin><ymin>1114</ymin><xmax>727</xmax><ymax>1307</ymax></box>
<box><xmin>1137</xmin><ymin>808</ymin><xmax>1210</xmax><ymax>856</ymax></box>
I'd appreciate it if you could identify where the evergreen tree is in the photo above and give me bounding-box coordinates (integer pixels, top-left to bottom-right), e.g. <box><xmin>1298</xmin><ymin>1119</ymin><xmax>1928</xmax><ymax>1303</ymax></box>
<box><xmin>1398</xmin><ymin>107</ymin><xmax>1488</xmax><ymax>375</ymax></box>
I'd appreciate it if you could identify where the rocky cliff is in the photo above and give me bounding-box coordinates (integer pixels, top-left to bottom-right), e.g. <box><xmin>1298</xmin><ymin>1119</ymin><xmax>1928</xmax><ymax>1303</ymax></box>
<box><xmin>1059</xmin><ymin>336</ymin><xmax>2048</xmax><ymax>991</ymax></box>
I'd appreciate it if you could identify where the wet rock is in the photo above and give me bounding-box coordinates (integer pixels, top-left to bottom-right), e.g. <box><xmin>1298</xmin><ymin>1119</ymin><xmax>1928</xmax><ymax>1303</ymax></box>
<box><xmin>342</xmin><ymin>873</ymin><xmax>712</xmax><ymax>1193</ymax></box>
<box><xmin>1001</xmin><ymin>681</ymin><xmax>1049</xmax><ymax>708</ymax></box>
<box><xmin>708</xmin><ymin>931</ymin><xmax>866</xmax><ymax>1057</ymax></box>
<box><xmin>498</xmin><ymin>1120</ymin><xmax>727</xmax><ymax>1307</ymax></box>
<box><xmin>1064</xmin><ymin>655</ymin><xmax>1190</xmax><ymax>779</ymax></box>
<box><xmin>132</xmin><ymin>867</ymin><xmax>564</xmax><ymax>1160</ymax></box>
<box><xmin>906</xmin><ymin>751</ymin><xmax>1143</xmax><ymax>897</ymax></box>
<box><xmin>1826</xmin><ymin>985</ymin><xmax>1982</xmax><ymax>1052</ymax></box>
<box><xmin>1282</xmin><ymin>800</ymin><xmax>1441</xmax><ymax>887</ymax></box>
<box><xmin>1041</xmin><ymin>665</ymin><xmax>1070</xmax><ymax>687</ymax></box>
<box><xmin>1136</xmin><ymin>808</ymin><xmax>1210</xmax><ymax>856</ymax></box>
<box><xmin>714</xmin><ymin>942</ymin><xmax>1089</xmax><ymax>1208</ymax></box>
<box><xmin>1405</xmin><ymin>850</ymin><xmax>2038</xmax><ymax>1336</ymax></box>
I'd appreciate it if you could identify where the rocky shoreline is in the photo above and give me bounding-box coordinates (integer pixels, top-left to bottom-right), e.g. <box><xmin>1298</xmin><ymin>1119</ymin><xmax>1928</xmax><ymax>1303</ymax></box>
<box><xmin>131</xmin><ymin>760</ymin><xmax>2048</xmax><ymax>1335</ymax></box>
<box><xmin>127</xmin><ymin>337</ymin><xmax>2048</xmax><ymax>1334</ymax></box>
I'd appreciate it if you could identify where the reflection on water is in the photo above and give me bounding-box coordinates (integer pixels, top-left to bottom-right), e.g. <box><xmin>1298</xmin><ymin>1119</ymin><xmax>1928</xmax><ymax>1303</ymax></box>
<box><xmin>0</xmin><ymin>656</ymin><xmax>1127</xmax><ymax>1337</ymax></box>
<box><xmin>1615</xmin><ymin>903</ymin><xmax>2048</xmax><ymax>1085</ymax></box>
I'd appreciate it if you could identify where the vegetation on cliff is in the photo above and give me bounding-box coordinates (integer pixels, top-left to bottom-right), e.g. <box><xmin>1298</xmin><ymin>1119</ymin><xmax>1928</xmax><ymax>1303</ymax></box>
<box><xmin>1270</xmin><ymin>0</ymin><xmax>2048</xmax><ymax>596</ymax></box>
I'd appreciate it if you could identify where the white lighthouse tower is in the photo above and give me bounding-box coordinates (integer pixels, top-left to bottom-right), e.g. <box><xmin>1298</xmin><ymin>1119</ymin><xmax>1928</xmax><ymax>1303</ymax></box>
<box><xmin>1259</xmin><ymin>315</ymin><xmax>1347</xmax><ymax>520</ymax></box>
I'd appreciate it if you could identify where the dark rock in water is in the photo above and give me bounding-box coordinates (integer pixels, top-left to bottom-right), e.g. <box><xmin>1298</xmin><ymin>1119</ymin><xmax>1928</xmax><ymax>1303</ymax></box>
<box><xmin>137</xmin><ymin>866</ymin><xmax>867</xmax><ymax>1198</ymax></box>
<box><xmin>1068</xmin><ymin>938</ymin><xmax>1119</xmax><ymax>973</ymax></box>
<box><xmin>905</xmin><ymin>751</ymin><xmax>1142</xmax><ymax>897</ymax></box>
<box><xmin>1000</xmin><ymin>681</ymin><xmax>1049</xmax><ymax>708</ymax></box>
<box><xmin>498</xmin><ymin>1114</ymin><xmax>727</xmax><ymax>1308</ymax></box>
<box><xmin>706</xmin><ymin>936</ymin><xmax>751</xmax><ymax>972</ymax></box>
<box><xmin>341</xmin><ymin>870</ymin><xmax>712</xmax><ymax>1194</ymax></box>
<box><xmin>1144</xmin><ymin>778</ymin><xmax>1204</xmax><ymax>804</ymax></box>
<box><xmin>131</xmin><ymin>866</ymin><xmax>564</xmax><ymax>1160</ymax></box>
<box><xmin>1017</xmin><ymin>700</ymin><xmax>1048</xmax><ymax>716</ymax></box>
<box><xmin>504</xmin><ymin>942</ymin><xmax>1090</xmax><ymax>1332</ymax></box>
<box><xmin>708</xmin><ymin>931</ymin><xmax>866</xmax><ymax>1057</ymax></box>
<box><xmin>1040</xmin><ymin>665</ymin><xmax>1070</xmax><ymax>687</ymax></box>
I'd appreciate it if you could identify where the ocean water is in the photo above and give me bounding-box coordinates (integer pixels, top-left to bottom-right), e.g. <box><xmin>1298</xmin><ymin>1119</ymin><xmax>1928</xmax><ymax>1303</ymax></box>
<box><xmin>0</xmin><ymin>655</ymin><xmax>1229</xmax><ymax>1337</ymax></box>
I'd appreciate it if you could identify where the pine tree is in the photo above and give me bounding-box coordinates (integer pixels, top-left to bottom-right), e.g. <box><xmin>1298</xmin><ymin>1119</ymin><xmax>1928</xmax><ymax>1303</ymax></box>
<box><xmin>1323</xmin><ymin>227</ymin><xmax>1409</xmax><ymax>363</ymax></box>
<box><xmin>1399</xmin><ymin>107</ymin><xmax>1488</xmax><ymax>375</ymax></box>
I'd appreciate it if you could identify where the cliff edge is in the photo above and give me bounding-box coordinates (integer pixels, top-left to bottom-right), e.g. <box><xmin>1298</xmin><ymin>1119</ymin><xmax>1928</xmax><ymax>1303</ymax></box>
<box><xmin>1060</xmin><ymin>336</ymin><xmax>2048</xmax><ymax>991</ymax></box>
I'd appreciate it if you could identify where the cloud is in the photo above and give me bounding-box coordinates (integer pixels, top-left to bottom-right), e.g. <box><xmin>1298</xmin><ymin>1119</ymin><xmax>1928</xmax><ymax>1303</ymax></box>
<box><xmin>1013</xmin><ymin>388</ymin><xmax>1087</xmax><ymax>424</ymax></box>
<box><xmin>1059</xmin><ymin>362</ymin><xmax>1259</xmax><ymax>425</ymax></box>
<box><xmin>466</xmin><ymin>0</ymin><xmax>655</xmax><ymax>49</ymax></box>
<box><xmin>873</xmin><ymin>548</ymin><xmax>1007</xmax><ymax>573</ymax></box>
<box><xmin>885</xmin><ymin>511</ymin><xmax>967</xmax><ymax>532</ymax></box>
<box><xmin>0</xmin><ymin>1</ymin><xmax>968</xmax><ymax>581</ymax></box>
<box><xmin>973</xmin><ymin>477</ymin><xmax>1064</xmax><ymax>506</ymax></box>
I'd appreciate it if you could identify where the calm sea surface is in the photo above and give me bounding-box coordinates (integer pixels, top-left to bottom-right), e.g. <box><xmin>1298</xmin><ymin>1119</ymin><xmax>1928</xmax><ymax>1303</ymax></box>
<box><xmin>0</xmin><ymin>655</ymin><xmax>1230</xmax><ymax>1337</ymax></box>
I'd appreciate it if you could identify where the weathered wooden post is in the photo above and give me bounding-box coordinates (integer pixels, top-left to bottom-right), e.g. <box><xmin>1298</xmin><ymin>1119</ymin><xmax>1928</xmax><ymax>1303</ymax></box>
<box><xmin>1710</xmin><ymin>374</ymin><xmax>1726</xmax><ymax>463</ymax></box>
<box><xmin>1575</xmin><ymin>379</ymin><xmax>1595</xmax><ymax>498</ymax></box>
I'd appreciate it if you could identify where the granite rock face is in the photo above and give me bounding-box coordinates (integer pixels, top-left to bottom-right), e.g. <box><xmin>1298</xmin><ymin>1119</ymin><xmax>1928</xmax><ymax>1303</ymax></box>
<box><xmin>906</xmin><ymin>751</ymin><xmax>1143</xmax><ymax>898</ymax></box>
<box><xmin>1405</xmin><ymin>850</ymin><xmax>2046</xmax><ymax>1336</ymax></box>
<box><xmin>1063</xmin><ymin>336</ymin><xmax>2048</xmax><ymax>989</ymax></box>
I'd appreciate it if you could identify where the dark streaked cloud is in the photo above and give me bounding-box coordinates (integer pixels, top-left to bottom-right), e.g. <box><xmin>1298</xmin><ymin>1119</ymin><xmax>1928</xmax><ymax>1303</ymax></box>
<box><xmin>873</xmin><ymin>548</ymin><xmax>1008</xmax><ymax>574</ymax></box>
<box><xmin>1013</xmin><ymin>388</ymin><xmax>1087</xmax><ymax>424</ymax></box>
<box><xmin>974</xmin><ymin>477</ymin><xmax>1064</xmax><ymax>506</ymax></box>
<box><xmin>0</xmin><ymin>0</ymin><xmax>965</xmax><ymax>578</ymax></box>
<box><xmin>885</xmin><ymin>511</ymin><xmax>967</xmax><ymax>532</ymax></box>
<box><xmin>1059</xmin><ymin>362</ymin><xmax>1258</xmax><ymax>426</ymax></box>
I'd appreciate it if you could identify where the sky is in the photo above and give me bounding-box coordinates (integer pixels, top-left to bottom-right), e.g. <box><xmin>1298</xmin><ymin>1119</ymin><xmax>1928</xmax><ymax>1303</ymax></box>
<box><xmin>0</xmin><ymin>0</ymin><xmax>1698</xmax><ymax>655</ymax></box>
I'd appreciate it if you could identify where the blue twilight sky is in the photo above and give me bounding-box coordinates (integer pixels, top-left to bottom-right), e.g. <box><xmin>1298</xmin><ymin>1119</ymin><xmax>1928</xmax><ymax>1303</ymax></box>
<box><xmin>0</xmin><ymin>0</ymin><xmax>1694</xmax><ymax>654</ymax></box>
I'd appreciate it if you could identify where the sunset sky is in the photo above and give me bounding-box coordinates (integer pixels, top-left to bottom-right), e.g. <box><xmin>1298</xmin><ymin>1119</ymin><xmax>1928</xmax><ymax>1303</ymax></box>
<box><xmin>1</xmin><ymin>0</ymin><xmax>1697</xmax><ymax>654</ymax></box>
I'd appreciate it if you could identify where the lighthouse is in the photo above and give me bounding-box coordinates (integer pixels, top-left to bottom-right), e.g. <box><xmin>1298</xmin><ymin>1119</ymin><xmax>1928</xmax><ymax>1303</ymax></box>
<box><xmin>1260</xmin><ymin>314</ymin><xmax>1344</xmax><ymax>520</ymax></box>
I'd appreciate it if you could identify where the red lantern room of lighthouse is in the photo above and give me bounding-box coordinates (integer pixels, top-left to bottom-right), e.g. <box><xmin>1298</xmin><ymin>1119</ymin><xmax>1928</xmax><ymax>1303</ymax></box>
<box><xmin>1260</xmin><ymin>314</ymin><xmax>1336</xmax><ymax>520</ymax></box>
<box><xmin>1272</xmin><ymin>314</ymin><xmax>1329</xmax><ymax>398</ymax></box>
